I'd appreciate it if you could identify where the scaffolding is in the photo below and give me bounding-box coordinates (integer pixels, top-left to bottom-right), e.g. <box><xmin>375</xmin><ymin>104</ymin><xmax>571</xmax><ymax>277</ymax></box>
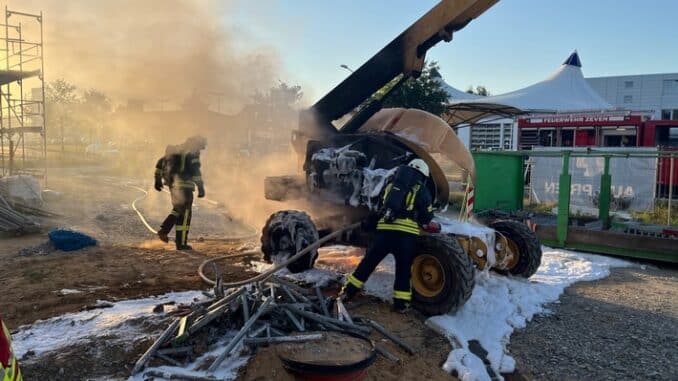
<box><xmin>0</xmin><ymin>6</ymin><xmax>46</xmax><ymax>177</ymax></box>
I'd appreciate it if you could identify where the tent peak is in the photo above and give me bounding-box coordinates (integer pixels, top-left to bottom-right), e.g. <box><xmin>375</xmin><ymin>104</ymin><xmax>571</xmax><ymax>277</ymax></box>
<box><xmin>563</xmin><ymin>51</ymin><xmax>582</xmax><ymax>68</ymax></box>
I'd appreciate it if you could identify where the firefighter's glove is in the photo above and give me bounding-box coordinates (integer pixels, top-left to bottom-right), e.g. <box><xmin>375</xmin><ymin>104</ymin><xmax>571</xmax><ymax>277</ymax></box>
<box><xmin>422</xmin><ymin>221</ymin><xmax>441</xmax><ymax>233</ymax></box>
<box><xmin>154</xmin><ymin>177</ymin><xmax>163</xmax><ymax>192</ymax></box>
<box><xmin>198</xmin><ymin>186</ymin><xmax>206</xmax><ymax>198</ymax></box>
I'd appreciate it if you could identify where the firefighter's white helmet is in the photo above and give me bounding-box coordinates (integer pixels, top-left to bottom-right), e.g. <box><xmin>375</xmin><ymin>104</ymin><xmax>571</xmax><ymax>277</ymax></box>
<box><xmin>186</xmin><ymin>135</ymin><xmax>207</xmax><ymax>151</ymax></box>
<box><xmin>408</xmin><ymin>158</ymin><xmax>429</xmax><ymax>177</ymax></box>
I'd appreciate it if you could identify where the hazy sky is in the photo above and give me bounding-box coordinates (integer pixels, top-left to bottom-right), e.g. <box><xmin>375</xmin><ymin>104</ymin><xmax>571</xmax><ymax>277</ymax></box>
<box><xmin>229</xmin><ymin>0</ymin><xmax>677</xmax><ymax>102</ymax></box>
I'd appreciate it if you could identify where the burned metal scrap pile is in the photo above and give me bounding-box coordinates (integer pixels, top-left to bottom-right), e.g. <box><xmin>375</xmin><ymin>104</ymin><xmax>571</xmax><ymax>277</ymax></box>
<box><xmin>132</xmin><ymin>276</ymin><xmax>413</xmax><ymax>379</ymax></box>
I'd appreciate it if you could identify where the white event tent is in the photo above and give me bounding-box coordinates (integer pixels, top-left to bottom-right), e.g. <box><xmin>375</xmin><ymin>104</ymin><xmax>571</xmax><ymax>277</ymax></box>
<box><xmin>445</xmin><ymin>52</ymin><xmax>614</xmax><ymax>126</ymax></box>
<box><xmin>437</xmin><ymin>78</ymin><xmax>483</xmax><ymax>101</ymax></box>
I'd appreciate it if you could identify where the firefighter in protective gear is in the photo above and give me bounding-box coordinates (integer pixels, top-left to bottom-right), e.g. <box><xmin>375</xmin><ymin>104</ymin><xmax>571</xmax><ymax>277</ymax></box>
<box><xmin>154</xmin><ymin>135</ymin><xmax>207</xmax><ymax>250</ymax></box>
<box><xmin>1</xmin><ymin>316</ymin><xmax>22</xmax><ymax>381</ymax></box>
<box><xmin>342</xmin><ymin>158</ymin><xmax>435</xmax><ymax>312</ymax></box>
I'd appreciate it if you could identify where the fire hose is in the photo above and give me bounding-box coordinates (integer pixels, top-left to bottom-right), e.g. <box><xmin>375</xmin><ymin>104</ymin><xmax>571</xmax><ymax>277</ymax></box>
<box><xmin>197</xmin><ymin>222</ymin><xmax>361</xmax><ymax>288</ymax></box>
<box><xmin>127</xmin><ymin>182</ymin><xmax>360</xmax><ymax>289</ymax></box>
<box><xmin>128</xmin><ymin>184</ymin><xmax>159</xmax><ymax>234</ymax></box>
<box><xmin>127</xmin><ymin>183</ymin><xmax>258</xmax><ymax>241</ymax></box>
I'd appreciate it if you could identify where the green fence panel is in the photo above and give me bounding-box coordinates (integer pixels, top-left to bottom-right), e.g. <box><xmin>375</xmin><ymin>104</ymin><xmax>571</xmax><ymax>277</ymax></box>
<box><xmin>473</xmin><ymin>152</ymin><xmax>524</xmax><ymax>212</ymax></box>
<box><xmin>556</xmin><ymin>152</ymin><xmax>571</xmax><ymax>245</ymax></box>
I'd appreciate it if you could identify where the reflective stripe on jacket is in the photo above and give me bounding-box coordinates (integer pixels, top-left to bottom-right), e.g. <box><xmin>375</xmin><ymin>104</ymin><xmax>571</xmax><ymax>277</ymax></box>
<box><xmin>377</xmin><ymin>217</ymin><xmax>420</xmax><ymax>235</ymax></box>
<box><xmin>376</xmin><ymin>180</ymin><xmax>434</xmax><ymax>236</ymax></box>
<box><xmin>174</xmin><ymin>180</ymin><xmax>197</xmax><ymax>190</ymax></box>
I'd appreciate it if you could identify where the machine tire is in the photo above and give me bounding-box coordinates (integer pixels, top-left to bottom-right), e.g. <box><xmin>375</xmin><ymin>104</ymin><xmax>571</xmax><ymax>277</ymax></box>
<box><xmin>490</xmin><ymin>220</ymin><xmax>542</xmax><ymax>278</ymax></box>
<box><xmin>261</xmin><ymin>210</ymin><xmax>319</xmax><ymax>273</ymax></box>
<box><xmin>411</xmin><ymin>234</ymin><xmax>475</xmax><ymax>316</ymax></box>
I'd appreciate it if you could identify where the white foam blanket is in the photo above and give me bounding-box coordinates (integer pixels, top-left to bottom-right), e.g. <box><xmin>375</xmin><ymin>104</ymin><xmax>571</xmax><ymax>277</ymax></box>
<box><xmin>12</xmin><ymin>291</ymin><xmax>249</xmax><ymax>381</ymax></box>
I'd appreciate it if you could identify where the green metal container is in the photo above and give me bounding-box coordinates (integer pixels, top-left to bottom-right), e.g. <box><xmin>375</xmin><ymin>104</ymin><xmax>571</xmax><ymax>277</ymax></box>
<box><xmin>472</xmin><ymin>152</ymin><xmax>524</xmax><ymax>212</ymax></box>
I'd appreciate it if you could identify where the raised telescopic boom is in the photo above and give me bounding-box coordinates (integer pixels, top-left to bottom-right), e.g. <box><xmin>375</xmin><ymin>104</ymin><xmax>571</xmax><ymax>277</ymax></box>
<box><xmin>299</xmin><ymin>0</ymin><xmax>498</xmax><ymax>139</ymax></box>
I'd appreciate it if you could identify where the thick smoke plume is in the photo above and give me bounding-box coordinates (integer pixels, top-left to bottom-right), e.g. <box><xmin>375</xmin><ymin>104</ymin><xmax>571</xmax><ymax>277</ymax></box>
<box><xmin>6</xmin><ymin>1</ymin><xmax>311</xmax><ymax>232</ymax></box>
<box><xmin>11</xmin><ymin>0</ymin><xmax>280</xmax><ymax>109</ymax></box>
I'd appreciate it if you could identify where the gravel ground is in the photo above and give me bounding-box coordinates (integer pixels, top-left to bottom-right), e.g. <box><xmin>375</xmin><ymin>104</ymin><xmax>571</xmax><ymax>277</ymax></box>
<box><xmin>509</xmin><ymin>265</ymin><xmax>678</xmax><ymax>381</ymax></box>
<box><xmin>18</xmin><ymin>242</ymin><xmax>56</xmax><ymax>256</ymax></box>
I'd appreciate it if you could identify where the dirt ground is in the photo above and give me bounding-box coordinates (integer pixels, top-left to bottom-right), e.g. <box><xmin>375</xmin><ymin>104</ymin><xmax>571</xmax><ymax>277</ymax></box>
<box><xmin>2</xmin><ymin>171</ymin><xmax>457</xmax><ymax>381</ymax></box>
<box><xmin>2</xmin><ymin>170</ymin><xmax>258</xmax><ymax>328</ymax></box>
<box><xmin>2</xmin><ymin>235</ymin><xmax>257</xmax><ymax>328</ymax></box>
<box><xmin>239</xmin><ymin>297</ymin><xmax>455</xmax><ymax>381</ymax></box>
<box><xmin>4</xmin><ymin>236</ymin><xmax>456</xmax><ymax>381</ymax></box>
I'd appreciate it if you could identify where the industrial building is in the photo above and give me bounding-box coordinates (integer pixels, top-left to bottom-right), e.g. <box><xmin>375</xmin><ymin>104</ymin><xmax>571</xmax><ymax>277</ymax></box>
<box><xmin>586</xmin><ymin>72</ymin><xmax>678</xmax><ymax>121</ymax></box>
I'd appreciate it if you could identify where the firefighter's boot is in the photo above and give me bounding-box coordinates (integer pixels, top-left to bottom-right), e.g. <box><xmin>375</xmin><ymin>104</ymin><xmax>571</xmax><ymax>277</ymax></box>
<box><xmin>392</xmin><ymin>299</ymin><xmax>411</xmax><ymax>314</ymax></box>
<box><xmin>340</xmin><ymin>273</ymin><xmax>365</xmax><ymax>303</ymax></box>
<box><xmin>157</xmin><ymin>231</ymin><xmax>169</xmax><ymax>243</ymax></box>
<box><xmin>339</xmin><ymin>277</ymin><xmax>362</xmax><ymax>302</ymax></box>
<box><xmin>158</xmin><ymin>212</ymin><xmax>178</xmax><ymax>243</ymax></box>
<box><xmin>176</xmin><ymin>229</ymin><xmax>192</xmax><ymax>250</ymax></box>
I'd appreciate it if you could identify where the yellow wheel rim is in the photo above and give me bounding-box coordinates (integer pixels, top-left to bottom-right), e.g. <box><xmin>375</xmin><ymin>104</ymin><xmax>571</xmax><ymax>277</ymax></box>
<box><xmin>505</xmin><ymin>238</ymin><xmax>521</xmax><ymax>270</ymax></box>
<box><xmin>412</xmin><ymin>254</ymin><xmax>445</xmax><ymax>298</ymax></box>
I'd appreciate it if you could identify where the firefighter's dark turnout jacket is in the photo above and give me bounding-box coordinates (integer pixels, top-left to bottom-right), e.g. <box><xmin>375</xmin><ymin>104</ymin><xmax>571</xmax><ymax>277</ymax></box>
<box><xmin>346</xmin><ymin>171</ymin><xmax>434</xmax><ymax>305</ymax></box>
<box><xmin>155</xmin><ymin>149</ymin><xmax>204</xmax><ymax>248</ymax></box>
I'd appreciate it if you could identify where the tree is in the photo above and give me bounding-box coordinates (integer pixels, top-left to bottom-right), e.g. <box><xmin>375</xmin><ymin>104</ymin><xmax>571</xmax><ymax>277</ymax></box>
<box><xmin>381</xmin><ymin>61</ymin><xmax>450</xmax><ymax>116</ymax></box>
<box><xmin>46</xmin><ymin>79</ymin><xmax>79</xmax><ymax>152</ymax></box>
<box><xmin>46</xmin><ymin>79</ymin><xmax>78</xmax><ymax>104</ymax></box>
<box><xmin>245</xmin><ymin>81</ymin><xmax>303</xmax><ymax>154</ymax></box>
<box><xmin>466</xmin><ymin>85</ymin><xmax>491</xmax><ymax>96</ymax></box>
<box><xmin>82</xmin><ymin>89</ymin><xmax>111</xmax><ymax>115</ymax></box>
<box><xmin>81</xmin><ymin>89</ymin><xmax>112</xmax><ymax>144</ymax></box>
<box><xmin>250</xmin><ymin>81</ymin><xmax>303</xmax><ymax>127</ymax></box>
<box><xmin>252</xmin><ymin>81</ymin><xmax>303</xmax><ymax>108</ymax></box>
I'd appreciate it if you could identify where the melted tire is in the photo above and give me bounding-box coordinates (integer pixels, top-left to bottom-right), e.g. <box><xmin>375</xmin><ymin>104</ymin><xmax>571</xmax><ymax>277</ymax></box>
<box><xmin>412</xmin><ymin>234</ymin><xmax>475</xmax><ymax>316</ymax></box>
<box><xmin>490</xmin><ymin>220</ymin><xmax>542</xmax><ymax>278</ymax></box>
<box><xmin>261</xmin><ymin>210</ymin><xmax>319</xmax><ymax>273</ymax></box>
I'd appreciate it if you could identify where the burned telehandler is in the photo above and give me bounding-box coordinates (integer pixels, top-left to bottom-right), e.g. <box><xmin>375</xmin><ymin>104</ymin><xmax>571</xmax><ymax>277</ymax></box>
<box><xmin>261</xmin><ymin>0</ymin><xmax>542</xmax><ymax>316</ymax></box>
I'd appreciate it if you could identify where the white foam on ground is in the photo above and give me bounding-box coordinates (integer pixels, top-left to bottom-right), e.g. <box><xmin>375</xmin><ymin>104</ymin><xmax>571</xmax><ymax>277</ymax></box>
<box><xmin>55</xmin><ymin>288</ymin><xmax>83</xmax><ymax>295</ymax></box>
<box><xmin>13</xmin><ymin>290</ymin><xmax>248</xmax><ymax>380</ymax></box>
<box><xmin>426</xmin><ymin>247</ymin><xmax>632</xmax><ymax>381</ymax></box>
<box><xmin>13</xmin><ymin>291</ymin><xmax>205</xmax><ymax>359</ymax></box>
